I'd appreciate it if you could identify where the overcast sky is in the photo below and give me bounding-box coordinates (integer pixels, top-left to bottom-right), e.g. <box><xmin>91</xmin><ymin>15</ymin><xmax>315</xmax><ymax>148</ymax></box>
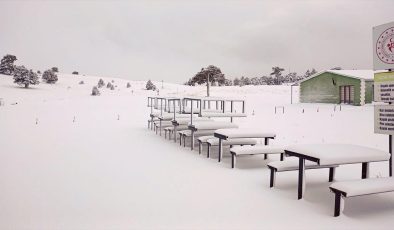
<box><xmin>0</xmin><ymin>0</ymin><xmax>393</xmax><ymax>83</ymax></box>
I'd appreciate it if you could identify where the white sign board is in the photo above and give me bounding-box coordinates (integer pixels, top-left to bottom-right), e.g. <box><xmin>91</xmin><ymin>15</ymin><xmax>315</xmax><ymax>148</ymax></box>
<box><xmin>373</xmin><ymin>21</ymin><xmax>394</xmax><ymax>71</ymax></box>
<box><xmin>375</xmin><ymin>105</ymin><xmax>394</xmax><ymax>135</ymax></box>
<box><xmin>374</xmin><ymin>72</ymin><xmax>394</xmax><ymax>102</ymax></box>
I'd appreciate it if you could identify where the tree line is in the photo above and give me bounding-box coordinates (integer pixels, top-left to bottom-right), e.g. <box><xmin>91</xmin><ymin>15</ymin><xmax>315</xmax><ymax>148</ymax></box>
<box><xmin>185</xmin><ymin>65</ymin><xmax>317</xmax><ymax>86</ymax></box>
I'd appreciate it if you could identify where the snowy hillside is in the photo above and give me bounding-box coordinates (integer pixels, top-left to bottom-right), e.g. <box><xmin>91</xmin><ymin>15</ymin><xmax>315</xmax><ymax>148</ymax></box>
<box><xmin>0</xmin><ymin>73</ymin><xmax>393</xmax><ymax>229</ymax></box>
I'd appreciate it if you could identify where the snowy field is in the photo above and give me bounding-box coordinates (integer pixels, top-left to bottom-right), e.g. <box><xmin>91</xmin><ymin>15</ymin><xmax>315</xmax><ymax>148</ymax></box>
<box><xmin>0</xmin><ymin>74</ymin><xmax>393</xmax><ymax>229</ymax></box>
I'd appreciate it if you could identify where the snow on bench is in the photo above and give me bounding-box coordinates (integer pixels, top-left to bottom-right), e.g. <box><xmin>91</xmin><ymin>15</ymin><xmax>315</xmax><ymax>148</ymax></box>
<box><xmin>329</xmin><ymin>177</ymin><xmax>394</xmax><ymax>217</ymax></box>
<box><xmin>229</xmin><ymin>145</ymin><xmax>285</xmax><ymax>168</ymax></box>
<box><xmin>178</xmin><ymin>130</ymin><xmax>216</xmax><ymax>147</ymax></box>
<box><xmin>188</xmin><ymin>121</ymin><xmax>238</xmax><ymax>131</ymax></box>
<box><xmin>267</xmin><ymin>159</ymin><xmax>338</xmax><ymax>188</ymax></box>
<box><xmin>205</xmin><ymin>138</ymin><xmax>257</xmax><ymax>159</ymax></box>
<box><xmin>164</xmin><ymin>125</ymin><xmax>188</xmax><ymax>139</ymax></box>
<box><xmin>188</xmin><ymin>121</ymin><xmax>239</xmax><ymax>151</ymax></box>
<box><xmin>197</xmin><ymin>135</ymin><xmax>215</xmax><ymax>154</ymax></box>
<box><xmin>214</xmin><ymin>129</ymin><xmax>276</xmax><ymax>139</ymax></box>
<box><xmin>214</xmin><ymin>129</ymin><xmax>276</xmax><ymax>162</ymax></box>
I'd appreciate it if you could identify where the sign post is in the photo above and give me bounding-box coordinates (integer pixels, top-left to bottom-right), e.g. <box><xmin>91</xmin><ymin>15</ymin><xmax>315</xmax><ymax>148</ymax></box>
<box><xmin>373</xmin><ymin>21</ymin><xmax>394</xmax><ymax>177</ymax></box>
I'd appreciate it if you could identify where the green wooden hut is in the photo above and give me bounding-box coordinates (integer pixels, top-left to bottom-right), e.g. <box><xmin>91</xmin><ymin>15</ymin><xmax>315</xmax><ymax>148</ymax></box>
<box><xmin>299</xmin><ymin>70</ymin><xmax>374</xmax><ymax>106</ymax></box>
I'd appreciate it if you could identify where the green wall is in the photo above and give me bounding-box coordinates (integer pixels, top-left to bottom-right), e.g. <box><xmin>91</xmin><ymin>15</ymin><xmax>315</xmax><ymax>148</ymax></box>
<box><xmin>300</xmin><ymin>72</ymin><xmax>362</xmax><ymax>105</ymax></box>
<box><xmin>365</xmin><ymin>80</ymin><xmax>374</xmax><ymax>104</ymax></box>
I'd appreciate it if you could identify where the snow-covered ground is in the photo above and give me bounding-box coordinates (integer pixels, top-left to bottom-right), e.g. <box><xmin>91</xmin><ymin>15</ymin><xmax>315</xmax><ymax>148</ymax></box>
<box><xmin>0</xmin><ymin>73</ymin><xmax>393</xmax><ymax>229</ymax></box>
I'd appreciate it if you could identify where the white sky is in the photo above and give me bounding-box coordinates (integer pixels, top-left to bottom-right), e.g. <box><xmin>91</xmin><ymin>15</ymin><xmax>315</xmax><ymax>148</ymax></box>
<box><xmin>0</xmin><ymin>0</ymin><xmax>393</xmax><ymax>83</ymax></box>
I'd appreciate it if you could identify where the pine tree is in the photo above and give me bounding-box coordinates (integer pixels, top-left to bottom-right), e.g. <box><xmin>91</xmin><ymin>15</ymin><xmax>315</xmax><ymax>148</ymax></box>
<box><xmin>42</xmin><ymin>70</ymin><xmax>58</xmax><ymax>84</ymax></box>
<box><xmin>13</xmin><ymin>66</ymin><xmax>39</xmax><ymax>88</ymax></box>
<box><xmin>51</xmin><ymin>67</ymin><xmax>59</xmax><ymax>72</ymax></box>
<box><xmin>98</xmin><ymin>79</ymin><xmax>105</xmax><ymax>88</ymax></box>
<box><xmin>0</xmin><ymin>54</ymin><xmax>17</xmax><ymax>75</ymax></box>
<box><xmin>146</xmin><ymin>80</ymin><xmax>156</xmax><ymax>90</ymax></box>
<box><xmin>91</xmin><ymin>86</ymin><xmax>100</xmax><ymax>96</ymax></box>
<box><xmin>126</xmin><ymin>82</ymin><xmax>131</xmax><ymax>88</ymax></box>
<box><xmin>107</xmin><ymin>82</ymin><xmax>112</xmax><ymax>88</ymax></box>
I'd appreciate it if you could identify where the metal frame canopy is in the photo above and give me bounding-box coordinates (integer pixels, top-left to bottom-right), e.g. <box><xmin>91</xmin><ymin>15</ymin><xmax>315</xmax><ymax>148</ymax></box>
<box><xmin>182</xmin><ymin>96</ymin><xmax>246</xmax><ymax>123</ymax></box>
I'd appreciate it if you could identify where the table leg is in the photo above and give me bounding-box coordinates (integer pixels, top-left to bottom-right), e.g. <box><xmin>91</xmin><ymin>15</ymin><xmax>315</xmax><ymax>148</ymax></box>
<box><xmin>174</xmin><ymin>125</ymin><xmax>177</xmax><ymax>142</ymax></box>
<box><xmin>159</xmin><ymin>120</ymin><xmax>162</xmax><ymax>136</ymax></box>
<box><xmin>362</xmin><ymin>162</ymin><xmax>369</xmax><ymax>179</ymax></box>
<box><xmin>218</xmin><ymin>139</ymin><xmax>223</xmax><ymax>162</ymax></box>
<box><xmin>298</xmin><ymin>158</ymin><xmax>306</xmax><ymax>200</ymax></box>
<box><xmin>191</xmin><ymin>130</ymin><xmax>195</xmax><ymax>150</ymax></box>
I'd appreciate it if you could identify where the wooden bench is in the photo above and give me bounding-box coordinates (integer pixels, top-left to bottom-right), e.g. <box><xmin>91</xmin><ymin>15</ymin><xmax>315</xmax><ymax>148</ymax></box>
<box><xmin>206</xmin><ymin>138</ymin><xmax>257</xmax><ymax>159</ymax></box>
<box><xmin>329</xmin><ymin>177</ymin><xmax>394</xmax><ymax>217</ymax></box>
<box><xmin>267</xmin><ymin>160</ymin><xmax>338</xmax><ymax>188</ymax></box>
<box><xmin>230</xmin><ymin>145</ymin><xmax>285</xmax><ymax>168</ymax></box>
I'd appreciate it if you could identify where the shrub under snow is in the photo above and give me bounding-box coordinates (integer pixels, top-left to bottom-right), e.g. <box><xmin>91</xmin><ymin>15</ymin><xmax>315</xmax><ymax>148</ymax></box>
<box><xmin>42</xmin><ymin>70</ymin><xmax>58</xmax><ymax>84</ymax></box>
<box><xmin>91</xmin><ymin>86</ymin><xmax>100</xmax><ymax>96</ymax></box>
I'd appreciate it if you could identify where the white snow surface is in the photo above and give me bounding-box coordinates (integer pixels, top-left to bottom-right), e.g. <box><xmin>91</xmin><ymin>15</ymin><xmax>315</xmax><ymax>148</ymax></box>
<box><xmin>286</xmin><ymin>144</ymin><xmax>390</xmax><ymax>165</ymax></box>
<box><xmin>1</xmin><ymin>73</ymin><xmax>394</xmax><ymax>229</ymax></box>
<box><xmin>215</xmin><ymin>128</ymin><xmax>276</xmax><ymax>138</ymax></box>
<box><xmin>330</xmin><ymin>178</ymin><xmax>394</xmax><ymax>197</ymax></box>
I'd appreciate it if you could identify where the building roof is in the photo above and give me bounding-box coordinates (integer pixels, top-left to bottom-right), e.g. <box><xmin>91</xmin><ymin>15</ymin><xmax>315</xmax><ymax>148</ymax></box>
<box><xmin>300</xmin><ymin>70</ymin><xmax>374</xmax><ymax>84</ymax></box>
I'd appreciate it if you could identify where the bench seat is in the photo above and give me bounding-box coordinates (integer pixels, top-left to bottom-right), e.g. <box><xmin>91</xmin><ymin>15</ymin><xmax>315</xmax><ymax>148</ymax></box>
<box><xmin>178</xmin><ymin>130</ymin><xmax>216</xmax><ymax>147</ymax></box>
<box><xmin>329</xmin><ymin>177</ymin><xmax>394</xmax><ymax>216</ymax></box>
<box><xmin>197</xmin><ymin>136</ymin><xmax>215</xmax><ymax>154</ymax></box>
<box><xmin>268</xmin><ymin>159</ymin><xmax>338</xmax><ymax>188</ymax></box>
<box><xmin>205</xmin><ymin>138</ymin><xmax>257</xmax><ymax>159</ymax></box>
<box><xmin>228</xmin><ymin>145</ymin><xmax>284</xmax><ymax>168</ymax></box>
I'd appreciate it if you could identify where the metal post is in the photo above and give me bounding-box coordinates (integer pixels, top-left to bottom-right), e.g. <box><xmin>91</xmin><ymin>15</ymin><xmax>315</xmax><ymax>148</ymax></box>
<box><xmin>298</xmin><ymin>158</ymin><xmax>305</xmax><ymax>200</ymax></box>
<box><xmin>230</xmin><ymin>101</ymin><xmax>234</xmax><ymax>123</ymax></box>
<box><xmin>390</xmin><ymin>134</ymin><xmax>393</xmax><ymax>177</ymax></box>
<box><xmin>390</xmin><ymin>101</ymin><xmax>393</xmax><ymax>177</ymax></box>
<box><xmin>190</xmin><ymin>100</ymin><xmax>193</xmax><ymax>125</ymax></box>
<box><xmin>218</xmin><ymin>139</ymin><xmax>223</xmax><ymax>162</ymax></box>
<box><xmin>242</xmin><ymin>101</ymin><xmax>245</xmax><ymax>113</ymax></box>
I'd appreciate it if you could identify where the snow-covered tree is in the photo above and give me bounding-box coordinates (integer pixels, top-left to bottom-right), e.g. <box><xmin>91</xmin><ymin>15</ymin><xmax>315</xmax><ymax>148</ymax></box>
<box><xmin>0</xmin><ymin>54</ymin><xmax>17</xmax><ymax>75</ymax></box>
<box><xmin>110</xmin><ymin>85</ymin><xmax>115</xmax><ymax>90</ymax></box>
<box><xmin>91</xmin><ymin>86</ymin><xmax>100</xmax><ymax>96</ymax></box>
<box><xmin>37</xmin><ymin>70</ymin><xmax>41</xmax><ymax>74</ymax></box>
<box><xmin>224</xmin><ymin>79</ymin><xmax>233</xmax><ymax>86</ymax></box>
<box><xmin>270</xmin><ymin>67</ymin><xmax>285</xmax><ymax>85</ymax></box>
<box><xmin>107</xmin><ymin>82</ymin><xmax>112</xmax><ymax>88</ymax></box>
<box><xmin>233</xmin><ymin>77</ymin><xmax>240</xmax><ymax>86</ymax></box>
<box><xmin>42</xmin><ymin>70</ymin><xmax>58</xmax><ymax>84</ymax></box>
<box><xmin>126</xmin><ymin>82</ymin><xmax>131</xmax><ymax>88</ymax></box>
<box><xmin>191</xmin><ymin>65</ymin><xmax>225</xmax><ymax>96</ymax></box>
<box><xmin>13</xmin><ymin>66</ymin><xmax>39</xmax><ymax>88</ymax></box>
<box><xmin>51</xmin><ymin>67</ymin><xmax>59</xmax><ymax>72</ymax></box>
<box><xmin>146</xmin><ymin>80</ymin><xmax>156</xmax><ymax>90</ymax></box>
<box><xmin>98</xmin><ymin>79</ymin><xmax>105</xmax><ymax>88</ymax></box>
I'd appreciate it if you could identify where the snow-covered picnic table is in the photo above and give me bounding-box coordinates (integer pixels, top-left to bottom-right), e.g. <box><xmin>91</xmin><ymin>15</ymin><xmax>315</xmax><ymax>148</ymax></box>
<box><xmin>284</xmin><ymin>144</ymin><xmax>391</xmax><ymax>199</ymax></box>
<box><xmin>187</xmin><ymin>121</ymin><xmax>238</xmax><ymax>150</ymax></box>
<box><xmin>213</xmin><ymin>129</ymin><xmax>276</xmax><ymax>162</ymax></box>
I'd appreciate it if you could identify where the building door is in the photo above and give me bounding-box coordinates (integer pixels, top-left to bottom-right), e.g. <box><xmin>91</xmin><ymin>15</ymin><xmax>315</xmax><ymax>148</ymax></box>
<box><xmin>340</xmin><ymin>85</ymin><xmax>354</xmax><ymax>104</ymax></box>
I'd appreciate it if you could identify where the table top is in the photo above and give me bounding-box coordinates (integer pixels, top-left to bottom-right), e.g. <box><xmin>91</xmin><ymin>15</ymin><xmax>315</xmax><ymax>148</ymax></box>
<box><xmin>285</xmin><ymin>144</ymin><xmax>391</xmax><ymax>165</ymax></box>
<box><xmin>189</xmin><ymin>122</ymin><xmax>238</xmax><ymax>131</ymax></box>
<box><xmin>214</xmin><ymin>128</ymin><xmax>276</xmax><ymax>139</ymax></box>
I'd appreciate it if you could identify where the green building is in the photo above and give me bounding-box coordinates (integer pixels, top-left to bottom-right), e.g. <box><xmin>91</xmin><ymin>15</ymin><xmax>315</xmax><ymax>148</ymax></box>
<box><xmin>299</xmin><ymin>70</ymin><xmax>374</xmax><ymax>106</ymax></box>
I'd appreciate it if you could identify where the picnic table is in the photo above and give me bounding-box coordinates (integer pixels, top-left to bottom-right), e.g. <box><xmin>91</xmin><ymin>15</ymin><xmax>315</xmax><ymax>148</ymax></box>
<box><xmin>214</xmin><ymin>129</ymin><xmax>276</xmax><ymax>162</ymax></box>
<box><xmin>284</xmin><ymin>144</ymin><xmax>391</xmax><ymax>199</ymax></box>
